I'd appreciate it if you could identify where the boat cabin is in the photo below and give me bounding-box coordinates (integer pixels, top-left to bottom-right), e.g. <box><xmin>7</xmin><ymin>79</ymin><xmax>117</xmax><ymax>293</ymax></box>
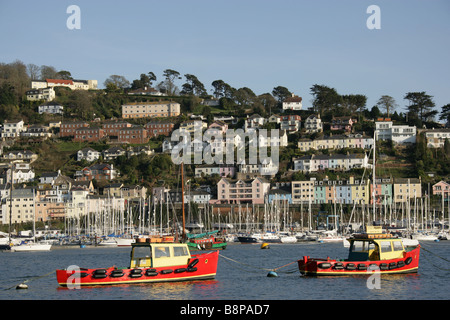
<box><xmin>347</xmin><ymin>237</ymin><xmax>405</xmax><ymax>261</ymax></box>
<box><xmin>129</xmin><ymin>242</ymin><xmax>192</xmax><ymax>269</ymax></box>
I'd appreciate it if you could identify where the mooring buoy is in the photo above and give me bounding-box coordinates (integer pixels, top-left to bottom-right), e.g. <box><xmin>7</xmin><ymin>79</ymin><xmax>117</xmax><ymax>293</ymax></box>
<box><xmin>267</xmin><ymin>271</ymin><xmax>278</xmax><ymax>277</ymax></box>
<box><xmin>261</xmin><ymin>242</ymin><xmax>270</xmax><ymax>249</ymax></box>
<box><xmin>16</xmin><ymin>283</ymin><xmax>28</xmax><ymax>290</ymax></box>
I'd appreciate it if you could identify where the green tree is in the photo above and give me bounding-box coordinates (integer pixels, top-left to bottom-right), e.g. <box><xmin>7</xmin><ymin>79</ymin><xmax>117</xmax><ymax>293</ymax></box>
<box><xmin>310</xmin><ymin>84</ymin><xmax>342</xmax><ymax>115</ymax></box>
<box><xmin>272</xmin><ymin>86</ymin><xmax>291</xmax><ymax>103</ymax></box>
<box><xmin>181</xmin><ymin>74</ymin><xmax>207</xmax><ymax>96</ymax></box>
<box><xmin>404</xmin><ymin>91</ymin><xmax>436</xmax><ymax>123</ymax></box>
<box><xmin>211</xmin><ymin>80</ymin><xmax>228</xmax><ymax>99</ymax></box>
<box><xmin>439</xmin><ymin>104</ymin><xmax>450</xmax><ymax>124</ymax></box>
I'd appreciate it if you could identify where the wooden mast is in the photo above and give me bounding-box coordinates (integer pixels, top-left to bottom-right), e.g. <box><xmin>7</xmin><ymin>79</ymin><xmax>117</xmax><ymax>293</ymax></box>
<box><xmin>181</xmin><ymin>162</ymin><xmax>186</xmax><ymax>241</ymax></box>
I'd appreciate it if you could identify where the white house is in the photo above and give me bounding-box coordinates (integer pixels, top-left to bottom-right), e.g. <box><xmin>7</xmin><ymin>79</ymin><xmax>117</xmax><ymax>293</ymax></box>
<box><xmin>244</xmin><ymin>114</ymin><xmax>267</xmax><ymax>130</ymax></box>
<box><xmin>423</xmin><ymin>128</ymin><xmax>450</xmax><ymax>148</ymax></box>
<box><xmin>5</xmin><ymin>163</ymin><xmax>35</xmax><ymax>184</ymax></box>
<box><xmin>375</xmin><ymin>119</ymin><xmax>416</xmax><ymax>144</ymax></box>
<box><xmin>77</xmin><ymin>147</ymin><xmax>101</xmax><ymax>162</ymax></box>
<box><xmin>304</xmin><ymin>114</ymin><xmax>323</xmax><ymax>133</ymax></box>
<box><xmin>38</xmin><ymin>101</ymin><xmax>64</xmax><ymax>115</ymax></box>
<box><xmin>1</xmin><ymin>120</ymin><xmax>26</xmax><ymax>138</ymax></box>
<box><xmin>282</xmin><ymin>94</ymin><xmax>302</xmax><ymax>111</ymax></box>
<box><xmin>26</xmin><ymin>87</ymin><xmax>55</xmax><ymax>102</ymax></box>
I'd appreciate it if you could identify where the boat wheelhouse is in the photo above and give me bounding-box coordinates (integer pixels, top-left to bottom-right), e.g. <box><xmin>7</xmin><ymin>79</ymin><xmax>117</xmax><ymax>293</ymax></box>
<box><xmin>56</xmin><ymin>241</ymin><xmax>218</xmax><ymax>287</ymax></box>
<box><xmin>298</xmin><ymin>226</ymin><xmax>420</xmax><ymax>276</ymax></box>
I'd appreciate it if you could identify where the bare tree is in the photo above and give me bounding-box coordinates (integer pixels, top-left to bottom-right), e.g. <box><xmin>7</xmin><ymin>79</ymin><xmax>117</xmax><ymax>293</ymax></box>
<box><xmin>376</xmin><ymin>95</ymin><xmax>398</xmax><ymax>118</ymax></box>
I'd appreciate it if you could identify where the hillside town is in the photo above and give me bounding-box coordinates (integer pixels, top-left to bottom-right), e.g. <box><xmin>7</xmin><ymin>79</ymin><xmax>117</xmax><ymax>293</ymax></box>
<box><xmin>1</xmin><ymin>63</ymin><xmax>450</xmax><ymax>241</ymax></box>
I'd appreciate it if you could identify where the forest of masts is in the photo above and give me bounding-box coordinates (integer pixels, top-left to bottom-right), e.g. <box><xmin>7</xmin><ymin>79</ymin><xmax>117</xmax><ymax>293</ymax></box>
<box><xmin>63</xmin><ymin>193</ymin><xmax>449</xmax><ymax>239</ymax></box>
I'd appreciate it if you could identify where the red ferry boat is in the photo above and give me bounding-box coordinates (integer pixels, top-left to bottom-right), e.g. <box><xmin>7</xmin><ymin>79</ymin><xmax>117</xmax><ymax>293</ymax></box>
<box><xmin>56</xmin><ymin>241</ymin><xmax>218</xmax><ymax>287</ymax></box>
<box><xmin>298</xmin><ymin>226</ymin><xmax>420</xmax><ymax>276</ymax></box>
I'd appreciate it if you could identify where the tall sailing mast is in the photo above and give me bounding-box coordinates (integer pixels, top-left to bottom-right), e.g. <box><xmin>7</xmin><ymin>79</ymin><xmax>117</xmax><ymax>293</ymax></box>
<box><xmin>181</xmin><ymin>162</ymin><xmax>186</xmax><ymax>242</ymax></box>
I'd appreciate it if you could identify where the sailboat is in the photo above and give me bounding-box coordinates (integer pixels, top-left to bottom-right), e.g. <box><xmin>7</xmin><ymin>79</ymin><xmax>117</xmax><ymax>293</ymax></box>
<box><xmin>179</xmin><ymin>164</ymin><xmax>227</xmax><ymax>250</ymax></box>
<box><xmin>10</xmin><ymin>188</ymin><xmax>52</xmax><ymax>252</ymax></box>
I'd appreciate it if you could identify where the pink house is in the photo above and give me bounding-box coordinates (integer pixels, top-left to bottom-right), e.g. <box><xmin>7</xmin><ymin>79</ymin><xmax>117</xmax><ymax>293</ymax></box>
<box><xmin>432</xmin><ymin>181</ymin><xmax>450</xmax><ymax>200</ymax></box>
<box><xmin>208</xmin><ymin>120</ymin><xmax>228</xmax><ymax>135</ymax></box>
<box><xmin>216</xmin><ymin>177</ymin><xmax>270</xmax><ymax>204</ymax></box>
<box><xmin>331</xmin><ymin>116</ymin><xmax>356</xmax><ymax>132</ymax></box>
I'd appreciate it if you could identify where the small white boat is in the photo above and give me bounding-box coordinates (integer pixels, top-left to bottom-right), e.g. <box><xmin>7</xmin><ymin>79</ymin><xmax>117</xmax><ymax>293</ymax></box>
<box><xmin>280</xmin><ymin>235</ymin><xmax>297</xmax><ymax>243</ymax></box>
<box><xmin>401</xmin><ymin>238</ymin><xmax>420</xmax><ymax>247</ymax></box>
<box><xmin>115</xmin><ymin>238</ymin><xmax>135</xmax><ymax>247</ymax></box>
<box><xmin>410</xmin><ymin>233</ymin><xmax>438</xmax><ymax>241</ymax></box>
<box><xmin>98</xmin><ymin>238</ymin><xmax>118</xmax><ymax>247</ymax></box>
<box><xmin>317</xmin><ymin>230</ymin><xmax>345</xmax><ymax>243</ymax></box>
<box><xmin>10</xmin><ymin>240</ymin><xmax>52</xmax><ymax>252</ymax></box>
<box><xmin>260</xmin><ymin>233</ymin><xmax>281</xmax><ymax>243</ymax></box>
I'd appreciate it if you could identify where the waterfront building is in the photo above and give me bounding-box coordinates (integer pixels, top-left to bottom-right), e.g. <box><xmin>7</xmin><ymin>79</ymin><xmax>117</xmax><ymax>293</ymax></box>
<box><xmin>216</xmin><ymin>177</ymin><xmax>270</xmax><ymax>204</ymax></box>
<box><xmin>393</xmin><ymin>178</ymin><xmax>422</xmax><ymax>203</ymax></box>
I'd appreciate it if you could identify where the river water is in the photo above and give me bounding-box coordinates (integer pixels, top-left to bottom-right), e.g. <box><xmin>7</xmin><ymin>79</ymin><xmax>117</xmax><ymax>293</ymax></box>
<box><xmin>0</xmin><ymin>240</ymin><xmax>448</xmax><ymax>313</ymax></box>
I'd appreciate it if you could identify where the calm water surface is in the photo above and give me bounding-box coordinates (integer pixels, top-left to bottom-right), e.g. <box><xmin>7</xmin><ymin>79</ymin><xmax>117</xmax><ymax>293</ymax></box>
<box><xmin>1</xmin><ymin>240</ymin><xmax>449</xmax><ymax>301</ymax></box>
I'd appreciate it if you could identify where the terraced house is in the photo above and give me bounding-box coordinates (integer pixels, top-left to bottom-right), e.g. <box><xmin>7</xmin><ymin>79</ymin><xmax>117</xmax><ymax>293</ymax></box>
<box><xmin>293</xmin><ymin>153</ymin><xmax>370</xmax><ymax>173</ymax></box>
<box><xmin>298</xmin><ymin>134</ymin><xmax>373</xmax><ymax>151</ymax></box>
<box><xmin>121</xmin><ymin>101</ymin><xmax>180</xmax><ymax>119</ymax></box>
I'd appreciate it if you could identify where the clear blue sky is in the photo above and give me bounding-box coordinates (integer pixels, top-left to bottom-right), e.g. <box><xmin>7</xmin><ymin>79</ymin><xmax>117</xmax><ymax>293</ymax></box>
<box><xmin>1</xmin><ymin>0</ymin><xmax>449</xmax><ymax>116</ymax></box>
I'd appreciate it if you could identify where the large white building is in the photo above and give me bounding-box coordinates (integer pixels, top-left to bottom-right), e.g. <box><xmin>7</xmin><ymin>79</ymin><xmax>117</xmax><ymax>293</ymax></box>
<box><xmin>31</xmin><ymin>79</ymin><xmax>98</xmax><ymax>91</ymax></box>
<box><xmin>375</xmin><ymin>119</ymin><xmax>416</xmax><ymax>144</ymax></box>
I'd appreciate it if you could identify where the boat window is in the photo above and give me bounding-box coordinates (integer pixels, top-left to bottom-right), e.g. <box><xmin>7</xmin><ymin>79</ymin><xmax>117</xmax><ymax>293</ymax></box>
<box><xmin>380</xmin><ymin>241</ymin><xmax>392</xmax><ymax>253</ymax></box>
<box><xmin>351</xmin><ymin>241</ymin><xmax>375</xmax><ymax>252</ymax></box>
<box><xmin>173</xmin><ymin>246</ymin><xmax>189</xmax><ymax>257</ymax></box>
<box><xmin>133</xmin><ymin>246</ymin><xmax>151</xmax><ymax>258</ymax></box>
<box><xmin>155</xmin><ymin>246</ymin><xmax>170</xmax><ymax>258</ymax></box>
<box><xmin>392</xmin><ymin>241</ymin><xmax>403</xmax><ymax>251</ymax></box>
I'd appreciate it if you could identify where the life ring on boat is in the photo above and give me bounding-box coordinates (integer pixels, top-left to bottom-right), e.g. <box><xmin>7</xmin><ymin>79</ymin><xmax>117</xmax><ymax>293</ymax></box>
<box><xmin>188</xmin><ymin>258</ymin><xmax>199</xmax><ymax>268</ymax></box>
<box><xmin>318</xmin><ymin>263</ymin><xmax>331</xmax><ymax>269</ymax></box>
<box><xmin>405</xmin><ymin>257</ymin><xmax>413</xmax><ymax>265</ymax></box>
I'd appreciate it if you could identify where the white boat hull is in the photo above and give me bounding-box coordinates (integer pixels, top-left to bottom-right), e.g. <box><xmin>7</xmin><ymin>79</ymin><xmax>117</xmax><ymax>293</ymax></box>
<box><xmin>10</xmin><ymin>243</ymin><xmax>52</xmax><ymax>252</ymax></box>
<box><xmin>280</xmin><ymin>236</ymin><xmax>297</xmax><ymax>243</ymax></box>
<box><xmin>115</xmin><ymin>238</ymin><xmax>135</xmax><ymax>247</ymax></box>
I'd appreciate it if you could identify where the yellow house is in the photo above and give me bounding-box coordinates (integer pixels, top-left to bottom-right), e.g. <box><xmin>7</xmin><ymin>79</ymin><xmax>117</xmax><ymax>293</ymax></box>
<box><xmin>349</xmin><ymin>176</ymin><xmax>370</xmax><ymax>204</ymax></box>
<box><xmin>393</xmin><ymin>178</ymin><xmax>422</xmax><ymax>203</ymax></box>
